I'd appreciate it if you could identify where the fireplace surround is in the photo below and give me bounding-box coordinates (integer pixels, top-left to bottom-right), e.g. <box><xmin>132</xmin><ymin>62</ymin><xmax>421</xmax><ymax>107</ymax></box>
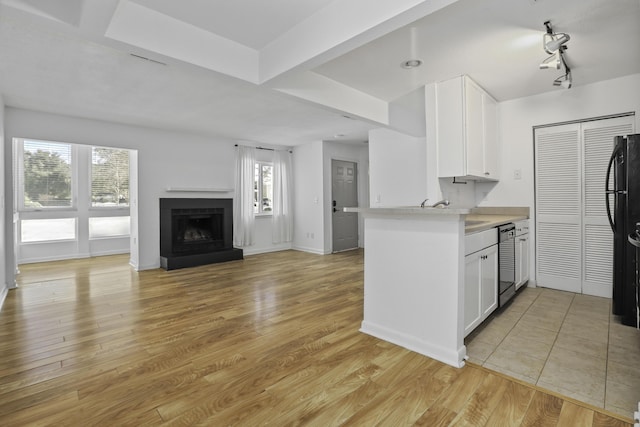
<box><xmin>160</xmin><ymin>198</ymin><xmax>243</xmax><ymax>270</ymax></box>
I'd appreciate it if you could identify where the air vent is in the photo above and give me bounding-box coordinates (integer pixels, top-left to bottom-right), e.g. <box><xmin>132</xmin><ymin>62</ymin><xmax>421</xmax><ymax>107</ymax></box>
<box><xmin>130</xmin><ymin>53</ymin><xmax>167</xmax><ymax>66</ymax></box>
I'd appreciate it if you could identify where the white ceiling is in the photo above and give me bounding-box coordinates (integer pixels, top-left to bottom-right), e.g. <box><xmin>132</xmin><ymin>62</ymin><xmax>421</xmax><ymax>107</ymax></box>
<box><xmin>0</xmin><ymin>0</ymin><xmax>638</xmax><ymax>147</ymax></box>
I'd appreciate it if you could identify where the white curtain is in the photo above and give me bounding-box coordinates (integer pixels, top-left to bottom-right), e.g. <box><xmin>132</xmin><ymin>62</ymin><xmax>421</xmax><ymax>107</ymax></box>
<box><xmin>233</xmin><ymin>145</ymin><xmax>256</xmax><ymax>247</ymax></box>
<box><xmin>272</xmin><ymin>150</ymin><xmax>293</xmax><ymax>244</ymax></box>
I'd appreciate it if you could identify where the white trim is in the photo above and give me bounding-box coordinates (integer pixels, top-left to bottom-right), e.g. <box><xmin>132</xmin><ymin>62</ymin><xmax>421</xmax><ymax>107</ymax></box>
<box><xmin>241</xmin><ymin>244</ymin><xmax>292</xmax><ymax>256</ymax></box>
<box><xmin>18</xmin><ymin>249</ymin><xmax>130</xmax><ymax>265</ymax></box>
<box><xmin>292</xmin><ymin>245</ymin><xmax>329</xmax><ymax>255</ymax></box>
<box><xmin>360</xmin><ymin>321</ymin><xmax>466</xmax><ymax>368</ymax></box>
<box><xmin>136</xmin><ymin>261</ymin><xmax>161</xmax><ymax>271</ymax></box>
<box><xmin>0</xmin><ymin>285</ymin><xmax>8</xmax><ymax>311</ymax></box>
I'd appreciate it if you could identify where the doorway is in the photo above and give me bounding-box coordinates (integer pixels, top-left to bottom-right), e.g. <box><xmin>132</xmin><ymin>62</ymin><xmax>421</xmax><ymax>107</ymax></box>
<box><xmin>331</xmin><ymin>159</ymin><xmax>359</xmax><ymax>252</ymax></box>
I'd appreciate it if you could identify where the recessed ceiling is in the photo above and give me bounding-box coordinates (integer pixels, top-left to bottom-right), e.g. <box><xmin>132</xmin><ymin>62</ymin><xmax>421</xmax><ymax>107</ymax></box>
<box><xmin>313</xmin><ymin>0</ymin><xmax>640</xmax><ymax>102</ymax></box>
<box><xmin>129</xmin><ymin>0</ymin><xmax>336</xmax><ymax>50</ymax></box>
<box><xmin>0</xmin><ymin>0</ymin><xmax>638</xmax><ymax>147</ymax></box>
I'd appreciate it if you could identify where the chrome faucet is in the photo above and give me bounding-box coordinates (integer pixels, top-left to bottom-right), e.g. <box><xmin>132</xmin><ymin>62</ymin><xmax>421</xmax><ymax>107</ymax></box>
<box><xmin>431</xmin><ymin>199</ymin><xmax>450</xmax><ymax>208</ymax></box>
<box><xmin>420</xmin><ymin>198</ymin><xmax>429</xmax><ymax>208</ymax></box>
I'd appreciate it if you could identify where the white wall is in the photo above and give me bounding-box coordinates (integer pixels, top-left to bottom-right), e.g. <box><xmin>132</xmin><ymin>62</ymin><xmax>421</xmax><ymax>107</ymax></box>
<box><xmin>369</xmin><ymin>128</ymin><xmax>426</xmax><ymax>207</ymax></box>
<box><xmin>477</xmin><ymin>73</ymin><xmax>640</xmax><ymax>284</ymax></box>
<box><xmin>322</xmin><ymin>140</ymin><xmax>369</xmax><ymax>250</ymax></box>
<box><xmin>291</xmin><ymin>139</ymin><xmax>369</xmax><ymax>254</ymax></box>
<box><xmin>292</xmin><ymin>140</ymin><xmax>325</xmax><ymax>254</ymax></box>
<box><xmin>4</xmin><ymin>108</ymin><xmax>291</xmax><ymax>275</ymax></box>
<box><xmin>0</xmin><ymin>95</ymin><xmax>7</xmax><ymax>305</ymax></box>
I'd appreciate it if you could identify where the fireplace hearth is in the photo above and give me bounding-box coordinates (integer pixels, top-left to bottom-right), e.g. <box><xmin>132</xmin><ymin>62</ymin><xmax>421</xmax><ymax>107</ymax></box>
<box><xmin>160</xmin><ymin>198</ymin><xmax>243</xmax><ymax>270</ymax></box>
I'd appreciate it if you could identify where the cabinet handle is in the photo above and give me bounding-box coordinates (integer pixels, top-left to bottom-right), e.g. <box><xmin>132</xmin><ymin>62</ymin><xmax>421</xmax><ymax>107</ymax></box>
<box><xmin>519</xmin><ymin>238</ymin><xmax>527</xmax><ymax>242</ymax></box>
<box><xmin>484</xmin><ymin>172</ymin><xmax>490</xmax><ymax>175</ymax></box>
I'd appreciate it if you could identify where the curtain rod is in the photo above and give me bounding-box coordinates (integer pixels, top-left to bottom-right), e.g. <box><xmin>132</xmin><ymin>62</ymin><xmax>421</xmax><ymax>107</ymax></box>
<box><xmin>234</xmin><ymin>144</ymin><xmax>292</xmax><ymax>153</ymax></box>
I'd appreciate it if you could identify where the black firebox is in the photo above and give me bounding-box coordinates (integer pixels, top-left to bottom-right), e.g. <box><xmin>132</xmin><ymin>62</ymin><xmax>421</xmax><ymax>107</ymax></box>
<box><xmin>160</xmin><ymin>198</ymin><xmax>243</xmax><ymax>270</ymax></box>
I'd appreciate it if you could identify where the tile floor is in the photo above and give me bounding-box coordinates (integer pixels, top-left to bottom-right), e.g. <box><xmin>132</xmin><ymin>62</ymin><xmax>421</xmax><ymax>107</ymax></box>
<box><xmin>465</xmin><ymin>286</ymin><xmax>640</xmax><ymax>419</ymax></box>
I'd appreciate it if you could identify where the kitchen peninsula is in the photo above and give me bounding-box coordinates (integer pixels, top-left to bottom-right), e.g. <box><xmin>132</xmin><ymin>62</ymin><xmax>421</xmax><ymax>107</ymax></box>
<box><xmin>345</xmin><ymin>206</ymin><xmax>529</xmax><ymax>368</ymax></box>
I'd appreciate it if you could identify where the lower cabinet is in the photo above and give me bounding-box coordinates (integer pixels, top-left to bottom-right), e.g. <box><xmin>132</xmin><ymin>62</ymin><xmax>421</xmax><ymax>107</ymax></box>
<box><xmin>464</xmin><ymin>235</ymin><xmax>499</xmax><ymax>337</ymax></box>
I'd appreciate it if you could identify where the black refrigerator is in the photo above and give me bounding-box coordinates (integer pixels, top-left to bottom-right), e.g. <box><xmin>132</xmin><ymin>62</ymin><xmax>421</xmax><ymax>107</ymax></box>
<box><xmin>606</xmin><ymin>133</ymin><xmax>640</xmax><ymax>327</ymax></box>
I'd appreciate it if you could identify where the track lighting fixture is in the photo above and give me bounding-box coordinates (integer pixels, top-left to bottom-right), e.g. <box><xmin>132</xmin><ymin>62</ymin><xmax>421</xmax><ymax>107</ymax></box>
<box><xmin>539</xmin><ymin>51</ymin><xmax>561</xmax><ymax>70</ymax></box>
<box><xmin>540</xmin><ymin>21</ymin><xmax>573</xmax><ymax>89</ymax></box>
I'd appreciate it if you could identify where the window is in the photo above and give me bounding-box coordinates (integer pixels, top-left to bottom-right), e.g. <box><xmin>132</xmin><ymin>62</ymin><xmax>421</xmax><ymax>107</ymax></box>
<box><xmin>92</xmin><ymin>147</ymin><xmax>130</xmax><ymax>207</ymax></box>
<box><xmin>21</xmin><ymin>140</ymin><xmax>73</xmax><ymax>209</ymax></box>
<box><xmin>21</xmin><ymin>218</ymin><xmax>76</xmax><ymax>242</ymax></box>
<box><xmin>15</xmin><ymin>139</ymin><xmax>131</xmax><ymax>250</ymax></box>
<box><xmin>89</xmin><ymin>216</ymin><xmax>130</xmax><ymax>239</ymax></box>
<box><xmin>254</xmin><ymin>162</ymin><xmax>273</xmax><ymax>214</ymax></box>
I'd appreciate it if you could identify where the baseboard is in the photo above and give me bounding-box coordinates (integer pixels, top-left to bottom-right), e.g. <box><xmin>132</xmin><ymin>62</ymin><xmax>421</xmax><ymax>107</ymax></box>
<box><xmin>0</xmin><ymin>285</ymin><xmax>8</xmax><ymax>311</ymax></box>
<box><xmin>241</xmin><ymin>244</ymin><xmax>292</xmax><ymax>256</ymax></box>
<box><xmin>18</xmin><ymin>250</ymin><xmax>130</xmax><ymax>265</ymax></box>
<box><xmin>360</xmin><ymin>320</ymin><xmax>466</xmax><ymax>368</ymax></box>
<box><xmin>292</xmin><ymin>245</ymin><xmax>328</xmax><ymax>255</ymax></box>
<box><xmin>136</xmin><ymin>262</ymin><xmax>161</xmax><ymax>271</ymax></box>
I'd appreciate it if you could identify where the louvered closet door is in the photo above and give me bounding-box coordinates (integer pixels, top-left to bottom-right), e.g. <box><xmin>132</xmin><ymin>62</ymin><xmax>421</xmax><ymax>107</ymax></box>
<box><xmin>535</xmin><ymin>116</ymin><xmax>635</xmax><ymax>296</ymax></box>
<box><xmin>582</xmin><ymin>117</ymin><xmax>634</xmax><ymax>297</ymax></box>
<box><xmin>535</xmin><ymin>124</ymin><xmax>582</xmax><ymax>293</ymax></box>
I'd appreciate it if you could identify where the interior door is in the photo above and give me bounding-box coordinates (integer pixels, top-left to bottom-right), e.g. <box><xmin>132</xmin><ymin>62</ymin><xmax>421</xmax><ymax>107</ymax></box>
<box><xmin>582</xmin><ymin>117</ymin><xmax>634</xmax><ymax>297</ymax></box>
<box><xmin>332</xmin><ymin>160</ymin><xmax>358</xmax><ymax>252</ymax></box>
<box><xmin>535</xmin><ymin>123</ymin><xmax>582</xmax><ymax>293</ymax></box>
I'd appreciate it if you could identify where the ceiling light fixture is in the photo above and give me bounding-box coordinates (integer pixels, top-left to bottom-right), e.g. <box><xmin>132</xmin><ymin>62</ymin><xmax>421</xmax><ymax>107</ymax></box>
<box><xmin>539</xmin><ymin>51</ymin><xmax>561</xmax><ymax>70</ymax></box>
<box><xmin>540</xmin><ymin>21</ymin><xmax>573</xmax><ymax>89</ymax></box>
<box><xmin>401</xmin><ymin>59</ymin><xmax>422</xmax><ymax>69</ymax></box>
<box><xmin>553</xmin><ymin>67</ymin><xmax>572</xmax><ymax>89</ymax></box>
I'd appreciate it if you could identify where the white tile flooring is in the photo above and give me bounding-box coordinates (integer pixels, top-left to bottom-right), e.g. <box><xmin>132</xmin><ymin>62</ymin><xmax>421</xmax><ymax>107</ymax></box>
<box><xmin>465</xmin><ymin>286</ymin><xmax>640</xmax><ymax>419</ymax></box>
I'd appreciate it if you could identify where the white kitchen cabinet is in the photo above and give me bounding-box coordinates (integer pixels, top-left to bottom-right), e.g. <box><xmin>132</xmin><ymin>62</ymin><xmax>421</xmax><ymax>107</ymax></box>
<box><xmin>435</xmin><ymin>75</ymin><xmax>499</xmax><ymax>181</ymax></box>
<box><xmin>515</xmin><ymin>220</ymin><xmax>530</xmax><ymax>290</ymax></box>
<box><xmin>464</xmin><ymin>229</ymin><xmax>499</xmax><ymax>337</ymax></box>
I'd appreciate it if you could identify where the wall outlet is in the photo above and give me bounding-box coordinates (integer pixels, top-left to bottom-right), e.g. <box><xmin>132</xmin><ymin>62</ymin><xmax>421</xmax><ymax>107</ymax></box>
<box><xmin>514</xmin><ymin>169</ymin><xmax>522</xmax><ymax>180</ymax></box>
<box><xmin>375</xmin><ymin>194</ymin><xmax>381</xmax><ymax>203</ymax></box>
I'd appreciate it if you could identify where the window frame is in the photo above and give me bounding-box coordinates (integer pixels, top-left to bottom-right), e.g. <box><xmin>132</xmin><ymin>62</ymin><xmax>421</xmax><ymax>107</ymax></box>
<box><xmin>89</xmin><ymin>145</ymin><xmax>131</xmax><ymax>210</ymax></box>
<box><xmin>18</xmin><ymin>138</ymin><xmax>77</xmax><ymax>212</ymax></box>
<box><xmin>254</xmin><ymin>161</ymin><xmax>273</xmax><ymax>216</ymax></box>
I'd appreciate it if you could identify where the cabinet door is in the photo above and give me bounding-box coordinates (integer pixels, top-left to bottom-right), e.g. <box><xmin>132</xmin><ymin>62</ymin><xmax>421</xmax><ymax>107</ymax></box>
<box><xmin>464</xmin><ymin>78</ymin><xmax>485</xmax><ymax>178</ymax></box>
<box><xmin>482</xmin><ymin>93</ymin><xmax>499</xmax><ymax>180</ymax></box>
<box><xmin>464</xmin><ymin>252</ymin><xmax>482</xmax><ymax>336</ymax></box>
<box><xmin>436</xmin><ymin>77</ymin><xmax>465</xmax><ymax>178</ymax></box>
<box><xmin>481</xmin><ymin>245</ymin><xmax>499</xmax><ymax>318</ymax></box>
<box><xmin>516</xmin><ymin>234</ymin><xmax>530</xmax><ymax>289</ymax></box>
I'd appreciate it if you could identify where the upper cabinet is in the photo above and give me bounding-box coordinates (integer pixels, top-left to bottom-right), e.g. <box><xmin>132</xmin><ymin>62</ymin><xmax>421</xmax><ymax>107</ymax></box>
<box><xmin>434</xmin><ymin>75</ymin><xmax>499</xmax><ymax>181</ymax></box>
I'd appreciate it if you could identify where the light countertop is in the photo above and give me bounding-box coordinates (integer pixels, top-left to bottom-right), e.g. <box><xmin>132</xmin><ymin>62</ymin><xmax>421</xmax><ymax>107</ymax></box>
<box><xmin>343</xmin><ymin>206</ymin><xmax>528</xmax><ymax>234</ymax></box>
<box><xmin>344</xmin><ymin>206</ymin><xmax>471</xmax><ymax>216</ymax></box>
<box><xmin>464</xmin><ymin>214</ymin><xmax>528</xmax><ymax>234</ymax></box>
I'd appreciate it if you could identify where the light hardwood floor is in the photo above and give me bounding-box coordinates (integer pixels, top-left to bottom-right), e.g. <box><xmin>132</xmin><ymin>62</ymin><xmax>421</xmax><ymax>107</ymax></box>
<box><xmin>0</xmin><ymin>250</ymin><xmax>633</xmax><ymax>426</ymax></box>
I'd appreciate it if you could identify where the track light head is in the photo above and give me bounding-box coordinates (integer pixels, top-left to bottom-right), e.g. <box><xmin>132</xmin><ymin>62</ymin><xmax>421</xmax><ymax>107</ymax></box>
<box><xmin>544</xmin><ymin>33</ymin><xmax>570</xmax><ymax>53</ymax></box>
<box><xmin>540</xmin><ymin>51</ymin><xmax>561</xmax><ymax>70</ymax></box>
<box><xmin>540</xmin><ymin>21</ymin><xmax>573</xmax><ymax>89</ymax></box>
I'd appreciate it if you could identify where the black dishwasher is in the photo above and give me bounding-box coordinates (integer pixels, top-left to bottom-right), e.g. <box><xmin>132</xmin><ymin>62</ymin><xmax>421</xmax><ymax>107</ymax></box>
<box><xmin>498</xmin><ymin>223</ymin><xmax>516</xmax><ymax>307</ymax></box>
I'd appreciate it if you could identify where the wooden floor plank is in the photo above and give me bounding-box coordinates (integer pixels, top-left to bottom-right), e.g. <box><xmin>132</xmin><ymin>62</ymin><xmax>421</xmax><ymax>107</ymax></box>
<box><xmin>0</xmin><ymin>251</ymin><xmax>632</xmax><ymax>426</ymax></box>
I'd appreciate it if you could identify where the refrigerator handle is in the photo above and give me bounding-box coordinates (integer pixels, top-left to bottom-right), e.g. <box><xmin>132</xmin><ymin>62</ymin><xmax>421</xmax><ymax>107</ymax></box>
<box><xmin>605</xmin><ymin>147</ymin><xmax>619</xmax><ymax>233</ymax></box>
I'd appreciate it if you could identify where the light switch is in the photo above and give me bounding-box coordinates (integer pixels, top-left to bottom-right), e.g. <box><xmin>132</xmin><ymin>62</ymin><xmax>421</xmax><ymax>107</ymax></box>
<box><xmin>514</xmin><ymin>169</ymin><xmax>522</xmax><ymax>180</ymax></box>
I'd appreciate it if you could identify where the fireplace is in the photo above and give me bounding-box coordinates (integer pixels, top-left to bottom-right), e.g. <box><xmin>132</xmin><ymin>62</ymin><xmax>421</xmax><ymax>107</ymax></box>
<box><xmin>160</xmin><ymin>198</ymin><xmax>243</xmax><ymax>270</ymax></box>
